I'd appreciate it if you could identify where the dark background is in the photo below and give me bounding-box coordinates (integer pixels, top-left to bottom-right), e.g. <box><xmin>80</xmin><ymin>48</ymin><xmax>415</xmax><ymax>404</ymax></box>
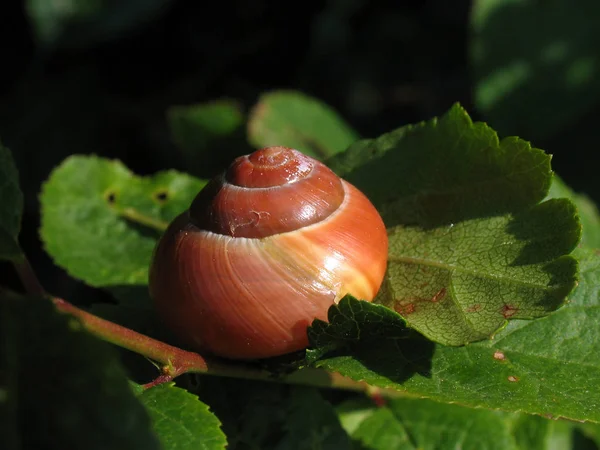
<box><xmin>1</xmin><ymin>0</ymin><xmax>598</xmax><ymax>300</ymax></box>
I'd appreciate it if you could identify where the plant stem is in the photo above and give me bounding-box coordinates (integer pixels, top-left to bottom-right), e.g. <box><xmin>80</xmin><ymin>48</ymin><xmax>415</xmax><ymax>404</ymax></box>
<box><xmin>13</xmin><ymin>255</ymin><xmax>46</xmax><ymax>298</ymax></box>
<box><xmin>11</xmin><ymin>250</ymin><xmax>401</xmax><ymax>398</ymax></box>
<box><xmin>52</xmin><ymin>297</ymin><xmax>207</xmax><ymax>377</ymax></box>
<box><xmin>51</xmin><ymin>296</ymin><xmax>403</xmax><ymax>397</ymax></box>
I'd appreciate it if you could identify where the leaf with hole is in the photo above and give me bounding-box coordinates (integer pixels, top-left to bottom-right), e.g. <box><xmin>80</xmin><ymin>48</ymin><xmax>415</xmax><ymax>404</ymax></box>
<box><xmin>40</xmin><ymin>155</ymin><xmax>206</xmax><ymax>286</ymax></box>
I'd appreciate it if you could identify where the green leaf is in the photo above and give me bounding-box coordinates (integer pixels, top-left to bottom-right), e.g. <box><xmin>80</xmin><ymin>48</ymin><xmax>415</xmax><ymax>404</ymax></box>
<box><xmin>167</xmin><ymin>99</ymin><xmax>248</xmax><ymax>177</ymax></box>
<box><xmin>546</xmin><ymin>175</ymin><xmax>600</xmax><ymax>248</ymax></box>
<box><xmin>328</xmin><ymin>103</ymin><xmax>580</xmax><ymax>345</ymax></box>
<box><xmin>248</xmin><ymin>90</ymin><xmax>359</xmax><ymax>160</ymax></box>
<box><xmin>0</xmin><ymin>293</ymin><xmax>160</xmax><ymax>449</ymax></box>
<box><xmin>306</xmin><ymin>296</ymin><xmax>414</xmax><ymax>364</ymax></box>
<box><xmin>311</xmin><ymin>248</ymin><xmax>600</xmax><ymax>423</ymax></box>
<box><xmin>0</xmin><ymin>143</ymin><xmax>24</xmax><ymax>261</ymax></box>
<box><xmin>470</xmin><ymin>0</ymin><xmax>600</xmax><ymax>141</ymax></box>
<box><xmin>337</xmin><ymin>397</ymin><xmax>574</xmax><ymax>450</ymax></box>
<box><xmin>328</xmin><ymin>103</ymin><xmax>552</xmax><ymax>227</ymax></box>
<box><xmin>380</xmin><ymin>198</ymin><xmax>580</xmax><ymax>345</ymax></box>
<box><xmin>40</xmin><ymin>155</ymin><xmax>206</xmax><ymax>287</ymax></box>
<box><xmin>275</xmin><ymin>387</ymin><xmax>352</xmax><ymax>450</ymax></box>
<box><xmin>137</xmin><ymin>383</ymin><xmax>226</xmax><ymax>450</ymax></box>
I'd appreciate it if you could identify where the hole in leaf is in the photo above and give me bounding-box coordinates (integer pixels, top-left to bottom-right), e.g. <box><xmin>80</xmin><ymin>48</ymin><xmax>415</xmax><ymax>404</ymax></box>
<box><xmin>153</xmin><ymin>190</ymin><xmax>169</xmax><ymax>204</ymax></box>
<box><xmin>104</xmin><ymin>190</ymin><xmax>117</xmax><ymax>205</ymax></box>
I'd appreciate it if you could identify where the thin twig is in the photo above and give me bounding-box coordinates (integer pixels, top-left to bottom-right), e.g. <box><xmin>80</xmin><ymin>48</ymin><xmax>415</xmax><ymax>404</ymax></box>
<box><xmin>13</xmin><ymin>255</ymin><xmax>46</xmax><ymax>297</ymax></box>
<box><xmin>50</xmin><ymin>296</ymin><xmax>404</xmax><ymax>397</ymax></box>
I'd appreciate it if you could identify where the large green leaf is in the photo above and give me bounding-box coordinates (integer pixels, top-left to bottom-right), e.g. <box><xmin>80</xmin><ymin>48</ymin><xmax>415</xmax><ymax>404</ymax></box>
<box><xmin>470</xmin><ymin>0</ymin><xmax>600</xmax><ymax>141</ymax></box>
<box><xmin>40</xmin><ymin>155</ymin><xmax>206</xmax><ymax>287</ymax></box>
<box><xmin>0</xmin><ymin>293</ymin><xmax>160</xmax><ymax>450</ymax></box>
<box><xmin>136</xmin><ymin>383</ymin><xmax>227</xmax><ymax>450</ymax></box>
<box><xmin>310</xmin><ymin>248</ymin><xmax>600</xmax><ymax>423</ymax></box>
<box><xmin>328</xmin><ymin>103</ymin><xmax>579</xmax><ymax>345</ymax></box>
<box><xmin>0</xmin><ymin>143</ymin><xmax>24</xmax><ymax>261</ymax></box>
<box><xmin>248</xmin><ymin>90</ymin><xmax>359</xmax><ymax>160</ymax></box>
<box><xmin>337</xmin><ymin>397</ymin><xmax>574</xmax><ymax>450</ymax></box>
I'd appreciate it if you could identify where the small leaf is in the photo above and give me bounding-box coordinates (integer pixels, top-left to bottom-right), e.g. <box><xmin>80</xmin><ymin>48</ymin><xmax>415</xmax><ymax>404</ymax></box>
<box><xmin>0</xmin><ymin>293</ymin><xmax>160</xmax><ymax>450</ymax></box>
<box><xmin>167</xmin><ymin>99</ymin><xmax>248</xmax><ymax>177</ymax></box>
<box><xmin>40</xmin><ymin>155</ymin><xmax>206</xmax><ymax>287</ymax></box>
<box><xmin>0</xmin><ymin>143</ymin><xmax>24</xmax><ymax>261</ymax></box>
<box><xmin>306</xmin><ymin>296</ymin><xmax>414</xmax><ymax>363</ymax></box>
<box><xmin>248</xmin><ymin>90</ymin><xmax>359</xmax><ymax>160</ymax></box>
<box><xmin>312</xmin><ymin>248</ymin><xmax>600</xmax><ymax>423</ymax></box>
<box><xmin>137</xmin><ymin>383</ymin><xmax>227</xmax><ymax>450</ymax></box>
<box><xmin>546</xmin><ymin>174</ymin><xmax>600</xmax><ymax>248</ymax></box>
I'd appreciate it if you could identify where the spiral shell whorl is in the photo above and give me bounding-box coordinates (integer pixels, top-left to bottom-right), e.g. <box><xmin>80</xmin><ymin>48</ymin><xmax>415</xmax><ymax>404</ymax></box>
<box><xmin>189</xmin><ymin>146</ymin><xmax>345</xmax><ymax>238</ymax></box>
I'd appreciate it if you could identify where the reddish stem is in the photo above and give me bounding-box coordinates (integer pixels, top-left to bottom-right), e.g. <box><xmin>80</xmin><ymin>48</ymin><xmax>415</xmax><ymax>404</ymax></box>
<box><xmin>13</xmin><ymin>255</ymin><xmax>46</xmax><ymax>298</ymax></box>
<box><xmin>50</xmin><ymin>297</ymin><xmax>404</xmax><ymax>396</ymax></box>
<box><xmin>52</xmin><ymin>297</ymin><xmax>206</xmax><ymax>378</ymax></box>
<box><xmin>12</xmin><ymin>255</ymin><xmax>403</xmax><ymax>396</ymax></box>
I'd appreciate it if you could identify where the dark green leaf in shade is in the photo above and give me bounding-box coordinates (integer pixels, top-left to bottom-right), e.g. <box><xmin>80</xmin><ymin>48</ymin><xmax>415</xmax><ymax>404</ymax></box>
<box><xmin>577</xmin><ymin>422</ymin><xmax>600</xmax><ymax>448</ymax></box>
<box><xmin>40</xmin><ymin>155</ymin><xmax>206</xmax><ymax>287</ymax></box>
<box><xmin>546</xmin><ymin>174</ymin><xmax>600</xmax><ymax>248</ymax></box>
<box><xmin>167</xmin><ymin>99</ymin><xmax>249</xmax><ymax>178</ymax></box>
<box><xmin>186</xmin><ymin>377</ymin><xmax>352</xmax><ymax>450</ymax></box>
<box><xmin>0</xmin><ymin>293</ymin><xmax>160</xmax><ymax>450</ymax></box>
<box><xmin>310</xmin><ymin>248</ymin><xmax>600</xmax><ymax>423</ymax></box>
<box><xmin>186</xmin><ymin>377</ymin><xmax>291</xmax><ymax>449</ymax></box>
<box><xmin>274</xmin><ymin>387</ymin><xmax>352</xmax><ymax>450</ymax></box>
<box><xmin>0</xmin><ymin>143</ymin><xmax>24</xmax><ymax>261</ymax></box>
<box><xmin>327</xmin><ymin>103</ymin><xmax>552</xmax><ymax>228</ymax></box>
<box><xmin>306</xmin><ymin>296</ymin><xmax>414</xmax><ymax>363</ymax></box>
<box><xmin>247</xmin><ymin>90</ymin><xmax>359</xmax><ymax>160</ymax></box>
<box><xmin>336</xmin><ymin>397</ymin><xmax>575</xmax><ymax>450</ymax></box>
<box><xmin>137</xmin><ymin>383</ymin><xmax>227</xmax><ymax>450</ymax></box>
<box><xmin>25</xmin><ymin>0</ymin><xmax>173</xmax><ymax>49</ymax></box>
<box><xmin>470</xmin><ymin>0</ymin><xmax>600</xmax><ymax>142</ymax></box>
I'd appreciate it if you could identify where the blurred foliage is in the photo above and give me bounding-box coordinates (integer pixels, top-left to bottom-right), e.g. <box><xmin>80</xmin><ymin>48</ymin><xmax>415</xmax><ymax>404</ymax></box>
<box><xmin>471</xmin><ymin>0</ymin><xmax>600</xmax><ymax>142</ymax></box>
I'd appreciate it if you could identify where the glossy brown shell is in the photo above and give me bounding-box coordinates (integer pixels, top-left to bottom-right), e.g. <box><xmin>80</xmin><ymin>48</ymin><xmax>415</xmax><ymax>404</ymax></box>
<box><xmin>149</xmin><ymin>146</ymin><xmax>388</xmax><ymax>360</ymax></box>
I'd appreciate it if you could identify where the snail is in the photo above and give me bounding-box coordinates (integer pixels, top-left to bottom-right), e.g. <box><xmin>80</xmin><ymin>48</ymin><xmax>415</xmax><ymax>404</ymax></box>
<box><xmin>149</xmin><ymin>146</ymin><xmax>388</xmax><ymax>360</ymax></box>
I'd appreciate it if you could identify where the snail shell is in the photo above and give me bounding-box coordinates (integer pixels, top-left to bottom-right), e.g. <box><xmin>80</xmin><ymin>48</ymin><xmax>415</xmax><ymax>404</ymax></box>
<box><xmin>149</xmin><ymin>146</ymin><xmax>388</xmax><ymax>360</ymax></box>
